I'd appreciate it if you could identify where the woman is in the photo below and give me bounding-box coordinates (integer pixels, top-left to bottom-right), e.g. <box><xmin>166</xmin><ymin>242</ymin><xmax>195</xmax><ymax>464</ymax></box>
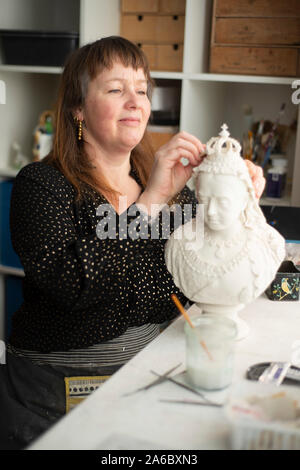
<box><xmin>0</xmin><ymin>36</ymin><xmax>264</xmax><ymax>449</ymax></box>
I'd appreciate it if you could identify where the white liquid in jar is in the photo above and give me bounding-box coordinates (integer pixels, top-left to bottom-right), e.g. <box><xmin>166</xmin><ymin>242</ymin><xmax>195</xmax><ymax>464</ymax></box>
<box><xmin>186</xmin><ymin>354</ymin><xmax>234</xmax><ymax>390</ymax></box>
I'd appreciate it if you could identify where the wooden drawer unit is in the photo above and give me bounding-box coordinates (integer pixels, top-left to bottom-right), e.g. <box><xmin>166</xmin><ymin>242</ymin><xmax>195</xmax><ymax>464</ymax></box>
<box><xmin>139</xmin><ymin>44</ymin><xmax>157</xmax><ymax>69</ymax></box>
<box><xmin>121</xmin><ymin>14</ymin><xmax>185</xmax><ymax>44</ymax></box>
<box><xmin>121</xmin><ymin>0</ymin><xmax>159</xmax><ymax>13</ymax></box>
<box><xmin>214</xmin><ymin>18</ymin><xmax>300</xmax><ymax>46</ymax></box>
<box><xmin>121</xmin><ymin>0</ymin><xmax>185</xmax><ymax>14</ymax></box>
<box><xmin>121</xmin><ymin>15</ymin><xmax>157</xmax><ymax>43</ymax></box>
<box><xmin>210</xmin><ymin>46</ymin><xmax>298</xmax><ymax>77</ymax></box>
<box><xmin>210</xmin><ymin>0</ymin><xmax>300</xmax><ymax>77</ymax></box>
<box><xmin>139</xmin><ymin>43</ymin><xmax>183</xmax><ymax>71</ymax></box>
<box><xmin>159</xmin><ymin>0</ymin><xmax>186</xmax><ymax>14</ymax></box>
<box><xmin>121</xmin><ymin>0</ymin><xmax>186</xmax><ymax>71</ymax></box>
<box><xmin>215</xmin><ymin>0</ymin><xmax>300</xmax><ymax>18</ymax></box>
<box><xmin>156</xmin><ymin>44</ymin><xmax>183</xmax><ymax>71</ymax></box>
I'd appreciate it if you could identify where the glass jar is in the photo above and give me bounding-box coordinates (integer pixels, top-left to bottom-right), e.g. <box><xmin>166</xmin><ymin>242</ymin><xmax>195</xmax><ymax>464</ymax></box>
<box><xmin>184</xmin><ymin>314</ymin><xmax>237</xmax><ymax>390</ymax></box>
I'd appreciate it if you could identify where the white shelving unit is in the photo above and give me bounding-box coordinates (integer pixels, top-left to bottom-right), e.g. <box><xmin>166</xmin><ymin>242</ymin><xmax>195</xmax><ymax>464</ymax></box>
<box><xmin>0</xmin><ymin>0</ymin><xmax>299</xmax><ymax>340</ymax></box>
<box><xmin>0</xmin><ymin>65</ymin><xmax>63</xmax><ymax>74</ymax></box>
<box><xmin>0</xmin><ymin>265</ymin><xmax>24</xmax><ymax>277</ymax></box>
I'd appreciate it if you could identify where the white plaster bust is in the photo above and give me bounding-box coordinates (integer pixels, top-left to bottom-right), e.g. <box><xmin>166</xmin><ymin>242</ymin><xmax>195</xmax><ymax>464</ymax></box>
<box><xmin>165</xmin><ymin>124</ymin><xmax>285</xmax><ymax>339</ymax></box>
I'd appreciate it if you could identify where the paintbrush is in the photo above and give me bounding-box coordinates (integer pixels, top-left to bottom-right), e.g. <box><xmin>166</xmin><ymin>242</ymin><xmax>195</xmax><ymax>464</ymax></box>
<box><xmin>171</xmin><ymin>294</ymin><xmax>213</xmax><ymax>361</ymax></box>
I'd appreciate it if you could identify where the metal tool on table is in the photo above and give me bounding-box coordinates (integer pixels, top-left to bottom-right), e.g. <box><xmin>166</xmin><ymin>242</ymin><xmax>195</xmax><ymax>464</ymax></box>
<box><xmin>122</xmin><ymin>363</ymin><xmax>182</xmax><ymax>397</ymax></box>
<box><xmin>151</xmin><ymin>370</ymin><xmax>223</xmax><ymax>407</ymax></box>
<box><xmin>159</xmin><ymin>398</ymin><xmax>223</xmax><ymax>407</ymax></box>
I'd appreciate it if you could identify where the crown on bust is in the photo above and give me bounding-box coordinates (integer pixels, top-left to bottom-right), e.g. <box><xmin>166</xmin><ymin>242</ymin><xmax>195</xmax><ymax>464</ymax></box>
<box><xmin>193</xmin><ymin>124</ymin><xmax>248</xmax><ymax>178</ymax></box>
<box><xmin>206</xmin><ymin>123</ymin><xmax>241</xmax><ymax>156</ymax></box>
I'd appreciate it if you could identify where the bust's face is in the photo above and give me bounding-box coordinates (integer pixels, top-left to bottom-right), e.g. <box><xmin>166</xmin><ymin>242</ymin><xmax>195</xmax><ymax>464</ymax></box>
<box><xmin>196</xmin><ymin>173</ymin><xmax>248</xmax><ymax>231</ymax></box>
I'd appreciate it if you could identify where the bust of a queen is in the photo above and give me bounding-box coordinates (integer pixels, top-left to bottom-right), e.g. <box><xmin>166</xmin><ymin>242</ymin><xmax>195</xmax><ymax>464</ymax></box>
<box><xmin>165</xmin><ymin>124</ymin><xmax>285</xmax><ymax>339</ymax></box>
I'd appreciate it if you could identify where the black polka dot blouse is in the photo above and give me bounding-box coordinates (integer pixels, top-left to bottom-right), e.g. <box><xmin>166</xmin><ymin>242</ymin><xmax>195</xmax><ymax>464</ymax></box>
<box><xmin>9</xmin><ymin>161</ymin><xmax>197</xmax><ymax>353</ymax></box>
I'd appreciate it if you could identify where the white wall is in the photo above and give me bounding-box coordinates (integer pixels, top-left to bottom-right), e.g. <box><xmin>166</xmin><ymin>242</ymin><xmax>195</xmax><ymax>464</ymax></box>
<box><xmin>0</xmin><ymin>72</ymin><xmax>59</xmax><ymax>168</ymax></box>
<box><xmin>0</xmin><ymin>0</ymin><xmax>80</xmax><ymax>32</ymax></box>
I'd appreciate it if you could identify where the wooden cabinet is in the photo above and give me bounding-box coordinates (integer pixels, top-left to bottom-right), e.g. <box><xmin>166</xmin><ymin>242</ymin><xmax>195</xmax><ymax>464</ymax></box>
<box><xmin>210</xmin><ymin>46</ymin><xmax>298</xmax><ymax>77</ymax></box>
<box><xmin>210</xmin><ymin>0</ymin><xmax>300</xmax><ymax>77</ymax></box>
<box><xmin>121</xmin><ymin>15</ymin><xmax>185</xmax><ymax>44</ymax></box>
<box><xmin>121</xmin><ymin>0</ymin><xmax>186</xmax><ymax>71</ymax></box>
<box><xmin>121</xmin><ymin>0</ymin><xmax>186</xmax><ymax>14</ymax></box>
<box><xmin>121</xmin><ymin>0</ymin><xmax>160</xmax><ymax>13</ymax></box>
<box><xmin>139</xmin><ymin>44</ymin><xmax>184</xmax><ymax>71</ymax></box>
<box><xmin>215</xmin><ymin>0</ymin><xmax>300</xmax><ymax>18</ymax></box>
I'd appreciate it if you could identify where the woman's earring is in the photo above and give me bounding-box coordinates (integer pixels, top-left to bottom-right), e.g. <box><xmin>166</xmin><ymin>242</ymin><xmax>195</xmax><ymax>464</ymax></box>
<box><xmin>74</xmin><ymin>117</ymin><xmax>83</xmax><ymax>141</ymax></box>
<box><xmin>78</xmin><ymin>119</ymin><xmax>83</xmax><ymax>141</ymax></box>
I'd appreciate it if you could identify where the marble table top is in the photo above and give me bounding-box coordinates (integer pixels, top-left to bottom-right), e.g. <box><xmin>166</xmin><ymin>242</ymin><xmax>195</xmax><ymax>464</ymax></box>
<box><xmin>29</xmin><ymin>295</ymin><xmax>300</xmax><ymax>450</ymax></box>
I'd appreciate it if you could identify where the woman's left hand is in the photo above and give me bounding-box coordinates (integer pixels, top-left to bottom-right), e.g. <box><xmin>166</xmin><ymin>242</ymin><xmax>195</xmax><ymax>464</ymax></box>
<box><xmin>244</xmin><ymin>160</ymin><xmax>266</xmax><ymax>199</ymax></box>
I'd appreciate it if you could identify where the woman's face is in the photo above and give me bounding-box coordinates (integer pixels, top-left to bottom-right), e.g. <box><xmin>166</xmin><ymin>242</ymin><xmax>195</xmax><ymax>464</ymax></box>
<box><xmin>196</xmin><ymin>173</ymin><xmax>248</xmax><ymax>231</ymax></box>
<box><xmin>78</xmin><ymin>61</ymin><xmax>151</xmax><ymax>154</ymax></box>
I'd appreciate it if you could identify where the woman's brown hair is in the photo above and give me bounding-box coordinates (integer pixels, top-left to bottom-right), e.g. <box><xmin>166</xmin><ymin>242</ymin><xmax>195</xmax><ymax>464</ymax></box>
<box><xmin>44</xmin><ymin>36</ymin><xmax>155</xmax><ymax>203</ymax></box>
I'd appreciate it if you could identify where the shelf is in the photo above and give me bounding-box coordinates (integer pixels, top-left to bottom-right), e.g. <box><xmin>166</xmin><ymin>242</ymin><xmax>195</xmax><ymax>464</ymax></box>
<box><xmin>150</xmin><ymin>71</ymin><xmax>296</xmax><ymax>85</ymax></box>
<box><xmin>0</xmin><ymin>66</ymin><xmax>295</xmax><ymax>85</ymax></box>
<box><xmin>0</xmin><ymin>265</ymin><xmax>24</xmax><ymax>277</ymax></box>
<box><xmin>187</xmin><ymin>73</ymin><xmax>296</xmax><ymax>85</ymax></box>
<box><xmin>0</xmin><ymin>167</ymin><xmax>19</xmax><ymax>178</ymax></box>
<box><xmin>260</xmin><ymin>192</ymin><xmax>292</xmax><ymax>207</ymax></box>
<box><xmin>0</xmin><ymin>64</ymin><xmax>63</xmax><ymax>74</ymax></box>
<box><xmin>150</xmin><ymin>71</ymin><xmax>185</xmax><ymax>80</ymax></box>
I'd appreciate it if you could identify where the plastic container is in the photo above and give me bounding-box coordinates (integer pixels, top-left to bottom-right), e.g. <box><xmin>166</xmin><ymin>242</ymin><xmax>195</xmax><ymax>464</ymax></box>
<box><xmin>226</xmin><ymin>380</ymin><xmax>300</xmax><ymax>450</ymax></box>
<box><xmin>0</xmin><ymin>30</ymin><xmax>79</xmax><ymax>66</ymax></box>
<box><xmin>266</xmin><ymin>167</ymin><xmax>286</xmax><ymax>198</ymax></box>
<box><xmin>266</xmin><ymin>154</ymin><xmax>288</xmax><ymax>198</ymax></box>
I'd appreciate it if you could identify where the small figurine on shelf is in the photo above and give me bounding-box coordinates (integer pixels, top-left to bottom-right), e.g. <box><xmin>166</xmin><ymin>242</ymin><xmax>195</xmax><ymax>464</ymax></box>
<box><xmin>9</xmin><ymin>141</ymin><xmax>30</xmax><ymax>170</ymax></box>
<box><xmin>32</xmin><ymin>110</ymin><xmax>54</xmax><ymax>161</ymax></box>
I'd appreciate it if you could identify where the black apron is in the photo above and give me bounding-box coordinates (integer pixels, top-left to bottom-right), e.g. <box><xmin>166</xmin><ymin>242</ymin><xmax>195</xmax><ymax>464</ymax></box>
<box><xmin>0</xmin><ymin>352</ymin><xmax>119</xmax><ymax>449</ymax></box>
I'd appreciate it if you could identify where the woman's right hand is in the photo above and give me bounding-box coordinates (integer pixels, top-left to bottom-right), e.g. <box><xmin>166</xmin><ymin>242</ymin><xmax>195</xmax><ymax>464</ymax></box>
<box><xmin>137</xmin><ymin>131</ymin><xmax>205</xmax><ymax>213</ymax></box>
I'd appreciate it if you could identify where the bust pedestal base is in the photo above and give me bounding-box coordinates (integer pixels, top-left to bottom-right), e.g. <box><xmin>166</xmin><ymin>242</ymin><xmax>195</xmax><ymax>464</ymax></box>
<box><xmin>196</xmin><ymin>303</ymin><xmax>249</xmax><ymax>341</ymax></box>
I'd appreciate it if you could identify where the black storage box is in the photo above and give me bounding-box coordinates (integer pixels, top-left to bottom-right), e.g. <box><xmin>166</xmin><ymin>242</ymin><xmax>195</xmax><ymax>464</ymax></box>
<box><xmin>0</xmin><ymin>30</ymin><xmax>79</xmax><ymax>66</ymax></box>
<box><xmin>266</xmin><ymin>260</ymin><xmax>300</xmax><ymax>301</ymax></box>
